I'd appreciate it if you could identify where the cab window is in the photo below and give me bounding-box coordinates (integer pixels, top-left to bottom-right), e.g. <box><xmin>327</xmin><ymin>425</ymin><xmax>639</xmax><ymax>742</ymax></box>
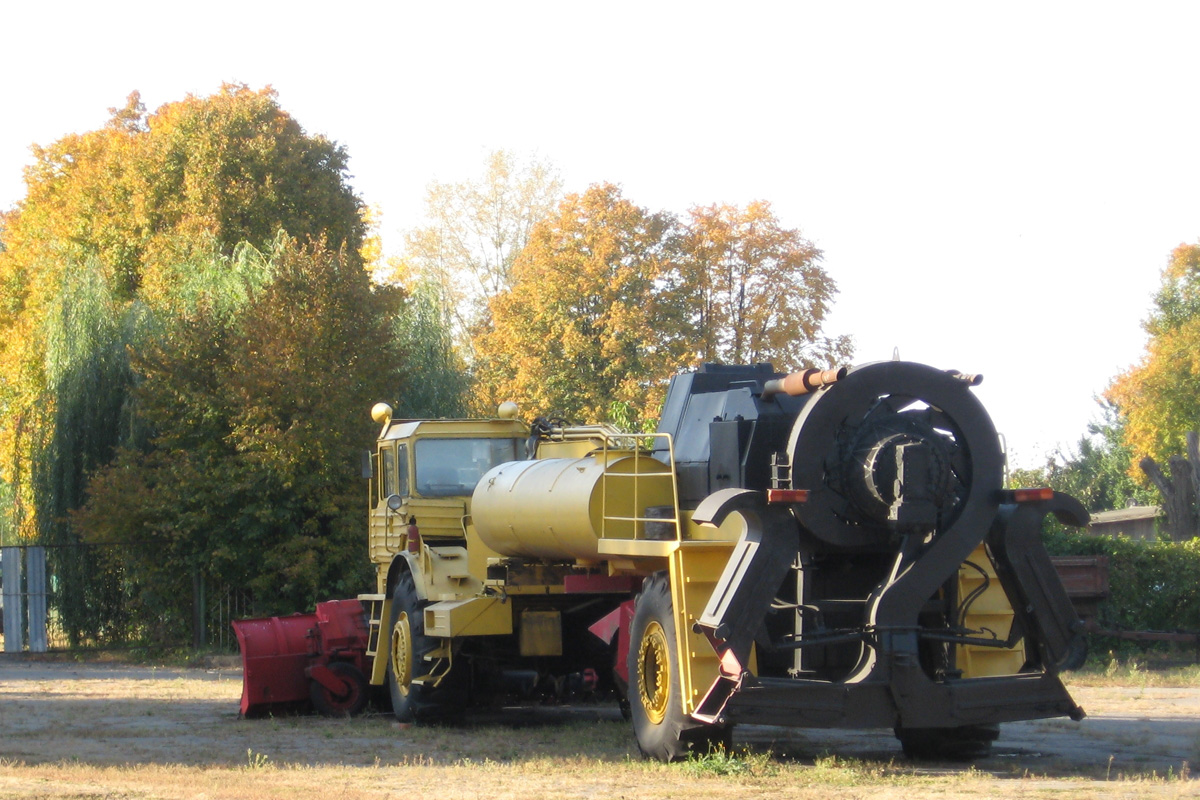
<box><xmin>395</xmin><ymin>443</ymin><xmax>410</xmax><ymax>497</ymax></box>
<box><xmin>414</xmin><ymin>438</ymin><xmax>521</xmax><ymax>497</ymax></box>
<box><xmin>380</xmin><ymin>446</ymin><xmax>396</xmax><ymax>503</ymax></box>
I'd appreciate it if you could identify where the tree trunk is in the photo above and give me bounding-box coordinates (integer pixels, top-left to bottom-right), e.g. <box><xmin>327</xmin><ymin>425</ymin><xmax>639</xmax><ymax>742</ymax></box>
<box><xmin>1141</xmin><ymin>454</ymin><xmax>1196</xmax><ymax>541</ymax></box>
<box><xmin>1187</xmin><ymin>431</ymin><xmax>1200</xmax><ymax>512</ymax></box>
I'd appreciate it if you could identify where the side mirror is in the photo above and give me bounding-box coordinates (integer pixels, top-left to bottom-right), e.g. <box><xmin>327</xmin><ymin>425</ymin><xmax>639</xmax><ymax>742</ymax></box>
<box><xmin>386</xmin><ymin>494</ymin><xmax>403</xmax><ymax>512</ymax></box>
<box><xmin>361</xmin><ymin>450</ymin><xmax>374</xmax><ymax>479</ymax></box>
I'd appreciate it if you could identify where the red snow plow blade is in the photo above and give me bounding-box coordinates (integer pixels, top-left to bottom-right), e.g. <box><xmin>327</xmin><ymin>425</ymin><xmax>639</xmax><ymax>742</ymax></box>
<box><xmin>232</xmin><ymin>599</ymin><xmax>370</xmax><ymax>717</ymax></box>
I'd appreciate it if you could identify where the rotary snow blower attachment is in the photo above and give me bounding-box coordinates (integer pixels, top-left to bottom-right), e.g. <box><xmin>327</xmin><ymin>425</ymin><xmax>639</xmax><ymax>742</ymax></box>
<box><xmin>233</xmin><ymin>599</ymin><xmax>371</xmax><ymax>718</ymax></box>
<box><xmin>673</xmin><ymin>361</ymin><xmax>1086</xmax><ymax>758</ymax></box>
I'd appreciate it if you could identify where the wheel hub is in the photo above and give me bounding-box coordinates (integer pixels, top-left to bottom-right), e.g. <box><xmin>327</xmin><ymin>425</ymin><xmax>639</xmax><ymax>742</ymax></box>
<box><xmin>638</xmin><ymin>620</ymin><xmax>670</xmax><ymax>725</ymax></box>
<box><xmin>390</xmin><ymin>611</ymin><xmax>412</xmax><ymax>697</ymax></box>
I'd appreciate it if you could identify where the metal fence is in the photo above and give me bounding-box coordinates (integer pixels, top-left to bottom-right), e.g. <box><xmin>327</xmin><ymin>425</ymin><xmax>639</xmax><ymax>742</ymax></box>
<box><xmin>0</xmin><ymin>543</ymin><xmax>250</xmax><ymax>653</ymax></box>
<box><xmin>196</xmin><ymin>575</ymin><xmax>253</xmax><ymax>653</ymax></box>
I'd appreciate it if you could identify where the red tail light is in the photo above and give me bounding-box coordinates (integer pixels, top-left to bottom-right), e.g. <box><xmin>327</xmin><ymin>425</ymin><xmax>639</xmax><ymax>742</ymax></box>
<box><xmin>767</xmin><ymin>489</ymin><xmax>809</xmax><ymax>504</ymax></box>
<box><xmin>1011</xmin><ymin>487</ymin><xmax>1055</xmax><ymax>503</ymax></box>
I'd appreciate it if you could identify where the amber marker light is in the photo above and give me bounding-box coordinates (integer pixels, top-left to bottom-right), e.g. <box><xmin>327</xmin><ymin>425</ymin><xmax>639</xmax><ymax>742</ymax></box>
<box><xmin>1011</xmin><ymin>487</ymin><xmax>1055</xmax><ymax>503</ymax></box>
<box><xmin>767</xmin><ymin>489</ymin><xmax>809</xmax><ymax>504</ymax></box>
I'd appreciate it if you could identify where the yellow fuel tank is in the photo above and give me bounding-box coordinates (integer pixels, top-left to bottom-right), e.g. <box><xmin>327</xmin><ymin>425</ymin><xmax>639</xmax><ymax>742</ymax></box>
<box><xmin>471</xmin><ymin>453</ymin><xmax>675</xmax><ymax>561</ymax></box>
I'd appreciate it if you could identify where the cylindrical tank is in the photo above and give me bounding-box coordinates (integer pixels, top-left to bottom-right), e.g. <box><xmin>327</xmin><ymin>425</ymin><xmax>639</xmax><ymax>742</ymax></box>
<box><xmin>471</xmin><ymin>453</ymin><xmax>675</xmax><ymax>562</ymax></box>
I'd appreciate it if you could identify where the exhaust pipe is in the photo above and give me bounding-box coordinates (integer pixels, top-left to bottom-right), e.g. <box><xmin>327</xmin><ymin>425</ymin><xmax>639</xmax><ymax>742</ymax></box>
<box><xmin>762</xmin><ymin>367</ymin><xmax>847</xmax><ymax>400</ymax></box>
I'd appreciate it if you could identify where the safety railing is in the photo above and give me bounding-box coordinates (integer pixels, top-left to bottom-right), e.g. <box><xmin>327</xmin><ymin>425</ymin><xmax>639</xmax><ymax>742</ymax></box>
<box><xmin>597</xmin><ymin>431</ymin><xmax>681</xmax><ymax>543</ymax></box>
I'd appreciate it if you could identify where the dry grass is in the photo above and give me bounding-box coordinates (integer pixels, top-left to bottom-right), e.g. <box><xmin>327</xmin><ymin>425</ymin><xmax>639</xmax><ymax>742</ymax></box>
<box><xmin>0</xmin><ymin>660</ymin><xmax>1196</xmax><ymax>799</ymax></box>
<box><xmin>3</xmin><ymin>755</ymin><xmax>1196</xmax><ymax>800</ymax></box>
<box><xmin>1065</xmin><ymin>658</ymin><xmax>1200</xmax><ymax>689</ymax></box>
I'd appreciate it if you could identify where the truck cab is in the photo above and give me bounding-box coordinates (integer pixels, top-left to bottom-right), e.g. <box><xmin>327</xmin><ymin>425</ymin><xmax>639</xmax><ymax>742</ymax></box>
<box><xmin>366</xmin><ymin>402</ymin><xmax>528</xmax><ymax>594</ymax></box>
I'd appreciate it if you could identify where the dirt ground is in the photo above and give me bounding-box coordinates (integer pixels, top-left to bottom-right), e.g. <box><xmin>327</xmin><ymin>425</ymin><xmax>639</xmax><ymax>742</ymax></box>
<box><xmin>0</xmin><ymin>657</ymin><xmax>1195</xmax><ymax>798</ymax></box>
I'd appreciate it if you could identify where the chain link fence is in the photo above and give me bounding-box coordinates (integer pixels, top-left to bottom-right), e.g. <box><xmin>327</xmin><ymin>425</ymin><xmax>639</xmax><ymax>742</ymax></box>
<box><xmin>0</xmin><ymin>543</ymin><xmax>251</xmax><ymax>653</ymax></box>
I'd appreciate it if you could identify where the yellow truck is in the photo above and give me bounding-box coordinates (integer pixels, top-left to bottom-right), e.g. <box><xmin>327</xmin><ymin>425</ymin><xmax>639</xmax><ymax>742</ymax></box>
<box><xmin>242</xmin><ymin>360</ymin><xmax>1088</xmax><ymax>761</ymax></box>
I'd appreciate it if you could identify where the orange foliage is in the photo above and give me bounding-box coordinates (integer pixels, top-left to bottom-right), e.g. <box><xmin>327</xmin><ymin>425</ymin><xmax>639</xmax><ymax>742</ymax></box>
<box><xmin>472</xmin><ymin>186</ymin><xmax>851</xmax><ymax>428</ymax></box>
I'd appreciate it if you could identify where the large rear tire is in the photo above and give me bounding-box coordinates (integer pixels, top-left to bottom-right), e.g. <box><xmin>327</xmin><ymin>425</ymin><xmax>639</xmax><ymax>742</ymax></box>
<box><xmin>628</xmin><ymin>572</ymin><xmax>731</xmax><ymax>761</ymax></box>
<box><xmin>386</xmin><ymin>570</ymin><xmax>464</xmax><ymax>722</ymax></box>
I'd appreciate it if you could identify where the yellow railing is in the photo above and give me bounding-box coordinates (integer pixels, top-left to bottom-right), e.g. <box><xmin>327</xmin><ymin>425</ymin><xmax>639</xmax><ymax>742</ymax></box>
<box><xmin>598</xmin><ymin>431</ymin><xmax>681</xmax><ymax>542</ymax></box>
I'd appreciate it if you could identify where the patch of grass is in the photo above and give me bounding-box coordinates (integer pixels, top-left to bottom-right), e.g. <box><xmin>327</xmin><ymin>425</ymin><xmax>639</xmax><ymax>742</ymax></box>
<box><xmin>21</xmin><ymin>646</ymin><xmax>241</xmax><ymax>670</ymax></box>
<box><xmin>802</xmin><ymin>753</ymin><xmax>924</xmax><ymax>786</ymax></box>
<box><xmin>1102</xmin><ymin>759</ymin><xmax>1194</xmax><ymax>784</ymax></box>
<box><xmin>1066</xmin><ymin>655</ymin><xmax>1200</xmax><ymax>688</ymax></box>
<box><xmin>678</xmin><ymin>745</ymin><xmax>775</xmax><ymax>777</ymax></box>
<box><xmin>244</xmin><ymin>749</ymin><xmax>272</xmax><ymax>770</ymax></box>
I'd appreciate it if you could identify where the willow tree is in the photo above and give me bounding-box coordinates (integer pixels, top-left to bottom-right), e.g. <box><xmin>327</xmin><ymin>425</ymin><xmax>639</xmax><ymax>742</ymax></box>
<box><xmin>391</xmin><ymin>277</ymin><xmax>471</xmax><ymax>419</ymax></box>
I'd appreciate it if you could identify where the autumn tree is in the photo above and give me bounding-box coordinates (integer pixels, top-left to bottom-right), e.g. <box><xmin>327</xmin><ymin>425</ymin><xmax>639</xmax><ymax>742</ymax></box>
<box><xmin>5</xmin><ymin>86</ymin><xmax>361</xmax><ymax>308</ymax></box>
<box><xmin>0</xmin><ymin>86</ymin><xmax>395</xmax><ymax>642</ymax></box>
<box><xmin>401</xmin><ymin>150</ymin><xmax>563</xmax><ymax>353</ymax></box>
<box><xmin>0</xmin><ymin>85</ymin><xmax>364</xmax><ymax>545</ymax></box>
<box><xmin>473</xmin><ymin>184</ymin><xmax>683</xmax><ymax>425</ymax></box>
<box><xmin>473</xmin><ymin>186</ymin><xmax>851</xmax><ymax>427</ymax></box>
<box><xmin>1108</xmin><ymin>243</ymin><xmax>1200</xmax><ymax>470</ymax></box>
<box><xmin>678</xmin><ymin>201</ymin><xmax>852</xmax><ymax>369</ymax></box>
<box><xmin>1103</xmin><ymin>242</ymin><xmax>1200</xmax><ymax>539</ymax></box>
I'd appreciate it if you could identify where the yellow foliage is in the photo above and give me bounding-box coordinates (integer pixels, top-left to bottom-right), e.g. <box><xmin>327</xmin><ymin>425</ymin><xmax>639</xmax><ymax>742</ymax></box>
<box><xmin>473</xmin><ymin>184</ymin><xmax>681</xmax><ymax>425</ymax></box>
<box><xmin>679</xmin><ymin>200</ymin><xmax>849</xmax><ymax>370</ymax></box>
<box><xmin>472</xmin><ymin>186</ymin><xmax>851</xmax><ymax>428</ymax></box>
<box><xmin>1107</xmin><ymin>242</ymin><xmax>1200</xmax><ymax>473</ymax></box>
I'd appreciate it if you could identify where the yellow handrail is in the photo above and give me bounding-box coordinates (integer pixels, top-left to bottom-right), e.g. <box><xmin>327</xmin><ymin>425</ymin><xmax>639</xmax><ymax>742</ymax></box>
<box><xmin>598</xmin><ymin>432</ymin><xmax>681</xmax><ymax>542</ymax></box>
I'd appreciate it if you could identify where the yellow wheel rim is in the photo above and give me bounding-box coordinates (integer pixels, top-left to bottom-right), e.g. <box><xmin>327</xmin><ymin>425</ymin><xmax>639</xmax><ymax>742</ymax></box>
<box><xmin>390</xmin><ymin>611</ymin><xmax>412</xmax><ymax>697</ymax></box>
<box><xmin>637</xmin><ymin>620</ymin><xmax>670</xmax><ymax>725</ymax></box>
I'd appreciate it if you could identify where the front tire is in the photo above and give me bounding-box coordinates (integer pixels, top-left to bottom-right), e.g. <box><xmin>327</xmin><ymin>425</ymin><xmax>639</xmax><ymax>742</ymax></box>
<box><xmin>386</xmin><ymin>570</ymin><xmax>463</xmax><ymax>722</ymax></box>
<box><xmin>628</xmin><ymin>572</ymin><xmax>731</xmax><ymax>761</ymax></box>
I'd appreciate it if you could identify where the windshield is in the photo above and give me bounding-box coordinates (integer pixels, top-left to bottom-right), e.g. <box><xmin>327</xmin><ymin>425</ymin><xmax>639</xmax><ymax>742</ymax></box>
<box><xmin>413</xmin><ymin>438</ymin><xmax>522</xmax><ymax>497</ymax></box>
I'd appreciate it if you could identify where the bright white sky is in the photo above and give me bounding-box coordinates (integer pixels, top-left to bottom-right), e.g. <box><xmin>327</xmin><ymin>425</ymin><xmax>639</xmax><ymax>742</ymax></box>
<box><xmin>3</xmin><ymin>2</ymin><xmax>1198</xmax><ymax>468</ymax></box>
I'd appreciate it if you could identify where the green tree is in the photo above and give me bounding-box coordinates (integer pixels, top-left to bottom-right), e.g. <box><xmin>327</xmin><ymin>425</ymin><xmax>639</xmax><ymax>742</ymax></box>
<box><xmin>75</xmin><ymin>238</ymin><xmax>403</xmax><ymax>634</ymax></box>
<box><xmin>391</xmin><ymin>278</ymin><xmax>470</xmax><ymax>418</ymax></box>
<box><xmin>401</xmin><ymin>150</ymin><xmax>563</xmax><ymax>353</ymax></box>
<box><xmin>1052</xmin><ymin>409</ymin><xmax>1154</xmax><ymax>512</ymax></box>
<box><xmin>1015</xmin><ymin>402</ymin><xmax>1153</xmax><ymax>513</ymax></box>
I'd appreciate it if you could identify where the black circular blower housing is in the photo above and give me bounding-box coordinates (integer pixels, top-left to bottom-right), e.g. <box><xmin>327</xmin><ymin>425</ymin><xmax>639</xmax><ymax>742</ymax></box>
<box><xmin>786</xmin><ymin>361</ymin><xmax>1003</xmax><ymax>548</ymax></box>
